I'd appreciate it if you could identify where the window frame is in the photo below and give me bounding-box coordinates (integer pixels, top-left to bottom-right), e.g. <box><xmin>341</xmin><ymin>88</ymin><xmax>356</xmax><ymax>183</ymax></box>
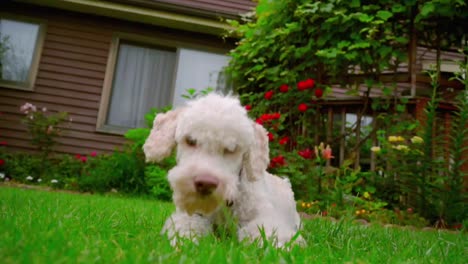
<box><xmin>97</xmin><ymin>32</ymin><xmax>230</xmax><ymax>134</ymax></box>
<box><xmin>0</xmin><ymin>14</ymin><xmax>47</xmax><ymax>91</ymax></box>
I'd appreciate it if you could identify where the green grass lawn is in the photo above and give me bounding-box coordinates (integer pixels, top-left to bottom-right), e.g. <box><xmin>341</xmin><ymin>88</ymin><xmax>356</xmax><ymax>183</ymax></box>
<box><xmin>0</xmin><ymin>187</ymin><xmax>466</xmax><ymax>264</ymax></box>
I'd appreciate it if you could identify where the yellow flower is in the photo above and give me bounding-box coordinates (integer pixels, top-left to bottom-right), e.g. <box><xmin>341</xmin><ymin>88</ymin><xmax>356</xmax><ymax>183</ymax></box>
<box><xmin>388</xmin><ymin>135</ymin><xmax>404</xmax><ymax>142</ymax></box>
<box><xmin>307</xmin><ymin>203</ymin><xmax>312</xmax><ymax>208</ymax></box>
<box><xmin>392</xmin><ymin>144</ymin><xmax>409</xmax><ymax>152</ymax></box>
<box><xmin>411</xmin><ymin>136</ymin><xmax>423</xmax><ymax>144</ymax></box>
<box><xmin>361</xmin><ymin>209</ymin><xmax>366</xmax><ymax>214</ymax></box>
<box><xmin>370</xmin><ymin>146</ymin><xmax>381</xmax><ymax>153</ymax></box>
<box><xmin>301</xmin><ymin>202</ymin><xmax>306</xmax><ymax>208</ymax></box>
<box><xmin>355</xmin><ymin>210</ymin><xmax>361</xmax><ymax>215</ymax></box>
<box><xmin>363</xmin><ymin>192</ymin><xmax>371</xmax><ymax>199</ymax></box>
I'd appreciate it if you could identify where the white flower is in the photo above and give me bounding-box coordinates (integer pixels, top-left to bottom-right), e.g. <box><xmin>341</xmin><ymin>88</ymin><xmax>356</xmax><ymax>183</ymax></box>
<box><xmin>410</xmin><ymin>136</ymin><xmax>423</xmax><ymax>144</ymax></box>
<box><xmin>26</xmin><ymin>176</ymin><xmax>33</xmax><ymax>181</ymax></box>
<box><xmin>51</xmin><ymin>179</ymin><xmax>58</xmax><ymax>184</ymax></box>
<box><xmin>0</xmin><ymin>172</ymin><xmax>5</xmax><ymax>179</ymax></box>
<box><xmin>42</xmin><ymin>107</ymin><xmax>47</xmax><ymax>112</ymax></box>
<box><xmin>20</xmin><ymin>102</ymin><xmax>37</xmax><ymax>113</ymax></box>
<box><xmin>37</xmin><ymin>178</ymin><xmax>42</xmax><ymax>183</ymax></box>
<box><xmin>371</xmin><ymin>146</ymin><xmax>381</xmax><ymax>153</ymax></box>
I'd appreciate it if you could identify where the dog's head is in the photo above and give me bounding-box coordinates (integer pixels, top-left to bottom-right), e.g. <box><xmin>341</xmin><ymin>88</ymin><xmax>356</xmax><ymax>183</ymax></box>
<box><xmin>143</xmin><ymin>93</ymin><xmax>269</xmax><ymax>215</ymax></box>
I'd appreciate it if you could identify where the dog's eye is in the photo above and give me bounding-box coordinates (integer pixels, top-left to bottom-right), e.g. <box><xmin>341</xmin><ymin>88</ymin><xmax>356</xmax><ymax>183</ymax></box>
<box><xmin>185</xmin><ymin>137</ymin><xmax>197</xmax><ymax>147</ymax></box>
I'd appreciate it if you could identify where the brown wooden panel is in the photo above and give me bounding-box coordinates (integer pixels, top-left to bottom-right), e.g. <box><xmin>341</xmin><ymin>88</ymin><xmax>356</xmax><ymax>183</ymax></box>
<box><xmin>46</xmin><ymin>33</ymin><xmax>110</xmax><ymax>51</ymax></box>
<box><xmin>44</xmin><ymin>41</ymin><xmax>109</xmax><ymax>58</ymax></box>
<box><xmin>37</xmin><ymin>71</ymin><xmax>104</xmax><ymax>87</ymax></box>
<box><xmin>62</xmin><ymin>129</ymin><xmax>126</xmax><ymax>144</ymax></box>
<box><xmin>0</xmin><ymin>122</ymin><xmax>124</xmax><ymax>146</ymax></box>
<box><xmin>0</xmin><ymin>99</ymin><xmax>98</xmax><ymax>119</ymax></box>
<box><xmin>35</xmin><ymin>78</ymin><xmax>103</xmax><ymax>94</ymax></box>
<box><xmin>47</xmin><ymin>25</ymin><xmax>112</xmax><ymax>43</ymax></box>
<box><xmin>40</xmin><ymin>63</ymin><xmax>105</xmax><ymax>80</ymax></box>
<box><xmin>139</xmin><ymin>0</ymin><xmax>256</xmax><ymax>18</ymax></box>
<box><xmin>41</xmin><ymin>48</ymin><xmax>108</xmax><ymax>64</ymax></box>
<box><xmin>36</xmin><ymin>87</ymin><xmax>100</xmax><ymax>102</ymax></box>
<box><xmin>0</xmin><ymin>90</ymin><xmax>99</xmax><ymax>109</ymax></box>
<box><xmin>56</xmin><ymin>137</ymin><xmax>126</xmax><ymax>151</ymax></box>
<box><xmin>40</xmin><ymin>56</ymin><xmax>107</xmax><ymax>73</ymax></box>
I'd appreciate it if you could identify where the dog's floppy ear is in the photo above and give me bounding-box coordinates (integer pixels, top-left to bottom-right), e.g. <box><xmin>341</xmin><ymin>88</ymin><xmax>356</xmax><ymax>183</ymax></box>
<box><xmin>243</xmin><ymin>122</ymin><xmax>270</xmax><ymax>181</ymax></box>
<box><xmin>143</xmin><ymin>108</ymin><xmax>183</xmax><ymax>162</ymax></box>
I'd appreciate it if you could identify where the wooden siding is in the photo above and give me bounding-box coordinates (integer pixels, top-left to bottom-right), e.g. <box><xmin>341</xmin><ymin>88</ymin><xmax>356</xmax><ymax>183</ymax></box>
<box><xmin>0</xmin><ymin>3</ymin><xmax>234</xmax><ymax>155</ymax></box>
<box><xmin>0</xmin><ymin>14</ymin><xmax>119</xmax><ymax>155</ymax></box>
<box><xmin>116</xmin><ymin>0</ymin><xmax>256</xmax><ymax>19</ymax></box>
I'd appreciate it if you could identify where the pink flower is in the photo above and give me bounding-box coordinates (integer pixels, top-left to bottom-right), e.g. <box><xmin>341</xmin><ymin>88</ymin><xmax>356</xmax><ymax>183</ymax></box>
<box><xmin>264</xmin><ymin>91</ymin><xmax>274</xmax><ymax>100</ymax></box>
<box><xmin>80</xmin><ymin>156</ymin><xmax>87</xmax><ymax>163</ymax></box>
<box><xmin>298</xmin><ymin>103</ymin><xmax>308</xmax><ymax>112</ymax></box>
<box><xmin>279</xmin><ymin>84</ymin><xmax>289</xmax><ymax>93</ymax></box>
<box><xmin>90</xmin><ymin>151</ymin><xmax>97</xmax><ymax>157</ymax></box>
<box><xmin>322</xmin><ymin>145</ymin><xmax>334</xmax><ymax>160</ymax></box>
<box><xmin>20</xmin><ymin>102</ymin><xmax>37</xmax><ymax>113</ymax></box>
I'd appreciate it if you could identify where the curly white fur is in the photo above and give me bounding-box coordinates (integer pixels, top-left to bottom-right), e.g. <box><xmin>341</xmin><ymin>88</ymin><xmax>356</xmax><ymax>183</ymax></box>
<box><xmin>143</xmin><ymin>93</ymin><xmax>305</xmax><ymax>247</ymax></box>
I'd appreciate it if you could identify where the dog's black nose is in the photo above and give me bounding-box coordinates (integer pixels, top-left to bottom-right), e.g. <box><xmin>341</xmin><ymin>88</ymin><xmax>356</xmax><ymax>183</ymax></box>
<box><xmin>194</xmin><ymin>175</ymin><xmax>219</xmax><ymax>195</ymax></box>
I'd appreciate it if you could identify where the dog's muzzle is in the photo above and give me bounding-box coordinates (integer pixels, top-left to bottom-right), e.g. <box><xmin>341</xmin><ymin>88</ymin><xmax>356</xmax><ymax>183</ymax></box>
<box><xmin>193</xmin><ymin>175</ymin><xmax>219</xmax><ymax>196</ymax></box>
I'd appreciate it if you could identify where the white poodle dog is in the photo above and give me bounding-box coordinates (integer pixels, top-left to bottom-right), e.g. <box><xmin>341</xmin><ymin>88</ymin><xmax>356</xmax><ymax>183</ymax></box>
<box><xmin>143</xmin><ymin>93</ymin><xmax>305</xmax><ymax>247</ymax></box>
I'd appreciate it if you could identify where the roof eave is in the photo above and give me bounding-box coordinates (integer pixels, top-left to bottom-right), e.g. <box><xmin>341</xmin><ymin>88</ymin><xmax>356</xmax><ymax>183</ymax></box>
<box><xmin>16</xmin><ymin>0</ymin><xmax>233</xmax><ymax>35</ymax></box>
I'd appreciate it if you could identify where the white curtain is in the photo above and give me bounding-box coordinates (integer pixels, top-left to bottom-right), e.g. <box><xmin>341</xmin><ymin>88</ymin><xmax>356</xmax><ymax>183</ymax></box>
<box><xmin>172</xmin><ymin>48</ymin><xmax>230</xmax><ymax>107</ymax></box>
<box><xmin>0</xmin><ymin>19</ymin><xmax>39</xmax><ymax>82</ymax></box>
<box><xmin>107</xmin><ymin>43</ymin><xmax>176</xmax><ymax>128</ymax></box>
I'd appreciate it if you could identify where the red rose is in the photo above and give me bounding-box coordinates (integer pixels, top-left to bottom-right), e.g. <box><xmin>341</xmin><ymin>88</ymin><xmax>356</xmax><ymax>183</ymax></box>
<box><xmin>271</xmin><ymin>112</ymin><xmax>281</xmax><ymax>119</ymax></box>
<box><xmin>298</xmin><ymin>148</ymin><xmax>313</xmax><ymax>159</ymax></box>
<box><xmin>306</xmin><ymin>78</ymin><xmax>315</xmax><ymax>89</ymax></box>
<box><xmin>267</xmin><ymin>132</ymin><xmax>274</xmax><ymax>142</ymax></box>
<box><xmin>0</xmin><ymin>141</ymin><xmax>6</xmax><ymax>146</ymax></box>
<box><xmin>245</xmin><ymin>105</ymin><xmax>252</xmax><ymax>111</ymax></box>
<box><xmin>256</xmin><ymin>118</ymin><xmax>263</xmax><ymax>125</ymax></box>
<box><xmin>279</xmin><ymin>84</ymin><xmax>289</xmax><ymax>93</ymax></box>
<box><xmin>314</xmin><ymin>88</ymin><xmax>323</xmax><ymax>98</ymax></box>
<box><xmin>298</xmin><ymin>103</ymin><xmax>308</xmax><ymax>112</ymax></box>
<box><xmin>80</xmin><ymin>156</ymin><xmax>87</xmax><ymax>163</ymax></box>
<box><xmin>297</xmin><ymin>80</ymin><xmax>308</xmax><ymax>91</ymax></box>
<box><xmin>264</xmin><ymin>91</ymin><xmax>274</xmax><ymax>100</ymax></box>
<box><xmin>90</xmin><ymin>151</ymin><xmax>97</xmax><ymax>157</ymax></box>
<box><xmin>75</xmin><ymin>154</ymin><xmax>81</xmax><ymax>159</ymax></box>
<box><xmin>279</xmin><ymin>137</ymin><xmax>289</xmax><ymax>145</ymax></box>
<box><xmin>297</xmin><ymin>78</ymin><xmax>315</xmax><ymax>91</ymax></box>
<box><xmin>0</xmin><ymin>159</ymin><xmax>5</xmax><ymax>166</ymax></box>
<box><xmin>271</xmin><ymin>155</ymin><xmax>286</xmax><ymax>167</ymax></box>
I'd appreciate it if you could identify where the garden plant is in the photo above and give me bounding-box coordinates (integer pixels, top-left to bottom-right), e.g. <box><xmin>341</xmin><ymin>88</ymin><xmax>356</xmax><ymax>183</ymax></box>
<box><xmin>0</xmin><ymin>2</ymin><xmax>466</xmax><ymax>263</ymax></box>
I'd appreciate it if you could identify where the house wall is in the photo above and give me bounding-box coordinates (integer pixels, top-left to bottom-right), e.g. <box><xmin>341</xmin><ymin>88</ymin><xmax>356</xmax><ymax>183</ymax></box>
<box><xmin>0</xmin><ymin>3</ymin><xmax>234</xmax><ymax>155</ymax></box>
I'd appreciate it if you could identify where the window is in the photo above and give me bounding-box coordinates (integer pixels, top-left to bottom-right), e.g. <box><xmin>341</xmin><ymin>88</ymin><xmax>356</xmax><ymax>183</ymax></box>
<box><xmin>98</xmin><ymin>35</ymin><xmax>230</xmax><ymax>134</ymax></box>
<box><xmin>0</xmin><ymin>17</ymin><xmax>45</xmax><ymax>90</ymax></box>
